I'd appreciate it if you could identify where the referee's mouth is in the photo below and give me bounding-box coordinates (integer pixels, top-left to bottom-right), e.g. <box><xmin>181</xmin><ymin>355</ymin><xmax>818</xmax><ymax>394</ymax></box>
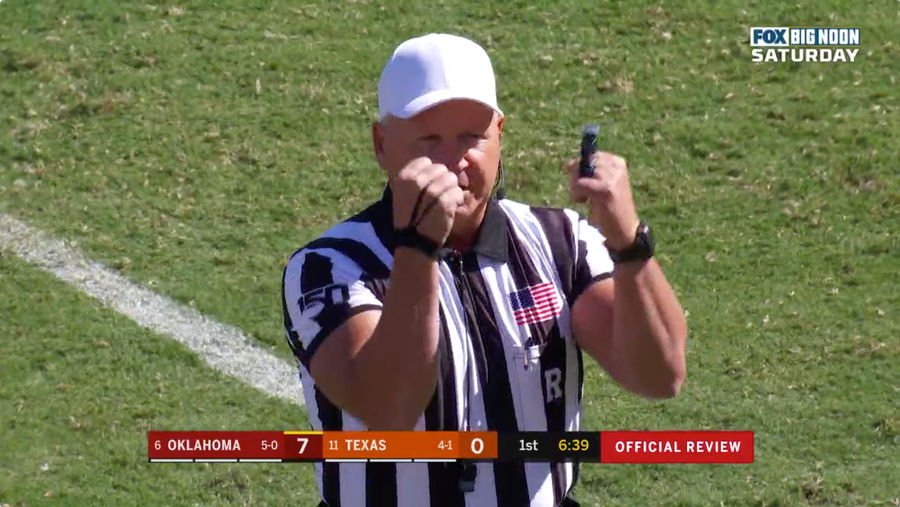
<box><xmin>456</xmin><ymin>171</ymin><xmax>470</xmax><ymax>190</ymax></box>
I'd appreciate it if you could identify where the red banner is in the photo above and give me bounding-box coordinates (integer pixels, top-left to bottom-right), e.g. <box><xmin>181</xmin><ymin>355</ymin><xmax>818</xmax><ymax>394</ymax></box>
<box><xmin>148</xmin><ymin>431</ymin><xmax>305</xmax><ymax>461</ymax></box>
<box><xmin>600</xmin><ymin>431</ymin><xmax>754</xmax><ymax>463</ymax></box>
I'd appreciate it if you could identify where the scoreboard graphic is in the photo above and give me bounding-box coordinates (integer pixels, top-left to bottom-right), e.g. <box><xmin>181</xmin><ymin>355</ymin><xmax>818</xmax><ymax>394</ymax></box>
<box><xmin>148</xmin><ymin>431</ymin><xmax>754</xmax><ymax>464</ymax></box>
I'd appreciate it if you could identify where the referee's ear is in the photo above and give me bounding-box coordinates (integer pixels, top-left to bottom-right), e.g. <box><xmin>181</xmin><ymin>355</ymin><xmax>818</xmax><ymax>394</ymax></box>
<box><xmin>372</xmin><ymin>119</ymin><xmax>388</xmax><ymax>171</ymax></box>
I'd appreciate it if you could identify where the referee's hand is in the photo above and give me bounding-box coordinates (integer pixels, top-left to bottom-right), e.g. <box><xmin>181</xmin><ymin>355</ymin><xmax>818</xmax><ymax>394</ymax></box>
<box><xmin>565</xmin><ymin>152</ymin><xmax>641</xmax><ymax>251</ymax></box>
<box><xmin>391</xmin><ymin>156</ymin><xmax>464</xmax><ymax>245</ymax></box>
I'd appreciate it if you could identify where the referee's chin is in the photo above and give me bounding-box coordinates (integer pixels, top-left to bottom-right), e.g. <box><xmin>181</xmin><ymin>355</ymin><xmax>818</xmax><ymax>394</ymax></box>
<box><xmin>460</xmin><ymin>188</ymin><xmax>491</xmax><ymax>215</ymax></box>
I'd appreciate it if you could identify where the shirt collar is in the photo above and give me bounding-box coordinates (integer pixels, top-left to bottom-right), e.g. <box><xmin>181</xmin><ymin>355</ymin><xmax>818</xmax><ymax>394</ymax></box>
<box><xmin>375</xmin><ymin>186</ymin><xmax>508</xmax><ymax>263</ymax></box>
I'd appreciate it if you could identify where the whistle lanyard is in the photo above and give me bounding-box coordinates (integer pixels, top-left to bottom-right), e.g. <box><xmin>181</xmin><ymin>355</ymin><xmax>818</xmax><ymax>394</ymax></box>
<box><xmin>447</xmin><ymin>252</ymin><xmax>479</xmax><ymax>493</ymax></box>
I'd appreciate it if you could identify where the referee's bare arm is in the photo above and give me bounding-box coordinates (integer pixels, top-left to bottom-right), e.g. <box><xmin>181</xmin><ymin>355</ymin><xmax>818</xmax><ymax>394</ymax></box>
<box><xmin>567</xmin><ymin>154</ymin><xmax>688</xmax><ymax>399</ymax></box>
<box><xmin>309</xmin><ymin>158</ymin><xmax>463</xmax><ymax>430</ymax></box>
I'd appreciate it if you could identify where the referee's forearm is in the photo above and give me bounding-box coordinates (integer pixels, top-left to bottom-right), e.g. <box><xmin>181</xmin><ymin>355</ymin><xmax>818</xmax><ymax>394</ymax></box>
<box><xmin>352</xmin><ymin>248</ymin><xmax>441</xmax><ymax>430</ymax></box>
<box><xmin>611</xmin><ymin>259</ymin><xmax>687</xmax><ymax>398</ymax></box>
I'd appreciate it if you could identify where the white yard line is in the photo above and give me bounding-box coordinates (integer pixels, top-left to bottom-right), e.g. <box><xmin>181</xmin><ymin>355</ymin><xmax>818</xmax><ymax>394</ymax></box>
<box><xmin>0</xmin><ymin>213</ymin><xmax>304</xmax><ymax>407</ymax></box>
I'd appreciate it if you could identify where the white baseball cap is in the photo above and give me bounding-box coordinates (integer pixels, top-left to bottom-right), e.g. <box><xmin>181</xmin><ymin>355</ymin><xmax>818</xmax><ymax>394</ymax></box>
<box><xmin>377</xmin><ymin>33</ymin><xmax>503</xmax><ymax>121</ymax></box>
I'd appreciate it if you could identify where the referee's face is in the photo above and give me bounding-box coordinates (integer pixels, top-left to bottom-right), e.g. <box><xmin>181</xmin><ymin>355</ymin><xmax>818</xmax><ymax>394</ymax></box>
<box><xmin>373</xmin><ymin>99</ymin><xmax>504</xmax><ymax>236</ymax></box>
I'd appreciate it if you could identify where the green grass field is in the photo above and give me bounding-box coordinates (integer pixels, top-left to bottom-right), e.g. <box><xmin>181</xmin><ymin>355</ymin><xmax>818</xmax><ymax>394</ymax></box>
<box><xmin>1</xmin><ymin>0</ymin><xmax>897</xmax><ymax>505</ymax></box>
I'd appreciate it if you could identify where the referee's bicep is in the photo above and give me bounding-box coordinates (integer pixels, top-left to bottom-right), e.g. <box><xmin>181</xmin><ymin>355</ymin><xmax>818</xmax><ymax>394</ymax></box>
<box><xmin>308</xmin><ymin>308</ymin><xmax>381</xmax><ymax>415</ymax></box>
<box><xmin>571</xmin><ymin>277</ymin><xmax>616</xmax><ymax>374</ymax></box>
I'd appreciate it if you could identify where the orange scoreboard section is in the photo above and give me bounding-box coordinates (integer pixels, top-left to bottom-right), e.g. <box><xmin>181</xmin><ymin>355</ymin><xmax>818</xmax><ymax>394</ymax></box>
<box><xmin>148</xmin><ymin>431</ymin><xmax>754</xmax><ymax>464</ymax></box>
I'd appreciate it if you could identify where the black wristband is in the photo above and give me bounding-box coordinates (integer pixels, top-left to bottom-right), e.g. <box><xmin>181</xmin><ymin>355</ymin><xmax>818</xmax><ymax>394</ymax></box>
<box><xmin>606</xmin><ymin>221</ymin><xmax>655</xmax><ymax>264</ymax></box>
<box><xmin>395</xmin><ymin>226</ymin><xmax>441</xmax><ymax>259</ymax></box>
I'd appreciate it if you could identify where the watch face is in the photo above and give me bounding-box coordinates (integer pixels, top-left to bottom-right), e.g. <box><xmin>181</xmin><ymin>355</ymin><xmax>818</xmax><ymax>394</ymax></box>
<box><xmin>639</xmin><ymin>223</ymin><xmax>656</xmax><ymax>253</ymax></box>
<box><xmin>647</xmin><ymin>224</ymin><xmax>657</xmax><ymax>250</ymax></box>
<box><xmin>608</xmin><ymin>222</ymin><xmax>654</xmax><ymax>263</ymax></box>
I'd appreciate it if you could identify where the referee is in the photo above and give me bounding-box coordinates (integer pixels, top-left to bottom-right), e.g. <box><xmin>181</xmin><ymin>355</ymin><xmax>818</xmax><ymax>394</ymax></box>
<box><xmin>282</xmin><ymin>33</ymin><xmax>687</xmax><ymax>507</ymax></box>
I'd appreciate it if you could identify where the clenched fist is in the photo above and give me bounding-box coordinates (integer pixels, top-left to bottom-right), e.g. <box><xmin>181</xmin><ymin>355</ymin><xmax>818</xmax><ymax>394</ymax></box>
<box><xmin>566</xmin><ymin>152</ymin><xmax>641</xmax><ymax>251</ymax></box>
<box><xmin>391</xmin><ymin>156</ymin><xmax>465</xmax><ymax>245</ymax></box>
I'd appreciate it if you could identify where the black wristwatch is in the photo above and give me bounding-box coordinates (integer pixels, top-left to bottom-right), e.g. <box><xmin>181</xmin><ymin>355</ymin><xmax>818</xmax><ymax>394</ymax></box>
<box><xmin>395</xmin><ymin>226</ymin><xmax>441</xmax><ymax>259</ymax></box>
<box><xmin>606</xmin><ymin>221</ymin><xmax>655</xmax><ymax>263</ymax></box>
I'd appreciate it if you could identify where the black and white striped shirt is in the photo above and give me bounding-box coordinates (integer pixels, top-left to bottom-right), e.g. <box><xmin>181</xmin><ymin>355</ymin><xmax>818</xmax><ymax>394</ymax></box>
<box><xmin>282</xmin><ymin>188</ymin><xmax>613</xmax><ymax>507</ymax></box>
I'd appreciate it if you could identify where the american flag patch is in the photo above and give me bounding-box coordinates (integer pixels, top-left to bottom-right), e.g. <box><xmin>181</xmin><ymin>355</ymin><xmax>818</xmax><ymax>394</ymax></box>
<box><xmin>508</xmin><ymin>282</ymin><xmax>562</xmax><ymax>325</ymax></box>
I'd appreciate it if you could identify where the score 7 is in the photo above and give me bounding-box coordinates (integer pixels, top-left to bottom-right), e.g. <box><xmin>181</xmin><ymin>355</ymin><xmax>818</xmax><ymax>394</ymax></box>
<box><xmin>297</xmin><ymin>437</ymin><xmax>308</xmax><ymax>455</ymax></box>
<box><xmin>283</xmin><ymin>432</ymin><xmax>322</xmax><ymax>460</ymax></box>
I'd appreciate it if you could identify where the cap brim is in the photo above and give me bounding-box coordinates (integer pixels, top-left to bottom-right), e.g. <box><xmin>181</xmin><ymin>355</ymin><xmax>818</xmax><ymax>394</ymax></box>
<box><xmin>389</xmin><ymin>89</ymin><xmax>503</xmax><ymax>120</ymax></box>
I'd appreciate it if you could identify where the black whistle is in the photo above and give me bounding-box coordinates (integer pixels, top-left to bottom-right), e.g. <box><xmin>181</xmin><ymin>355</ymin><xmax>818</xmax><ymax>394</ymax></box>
<box><xmin>458</xmin><ymin>462</ymin><xmax>477</xmax><ymax>493</ymax></box>
<box><xmin>579</xmin><ymin>124</ymin><xmax>600</xmax><ymax>177</ymax></box>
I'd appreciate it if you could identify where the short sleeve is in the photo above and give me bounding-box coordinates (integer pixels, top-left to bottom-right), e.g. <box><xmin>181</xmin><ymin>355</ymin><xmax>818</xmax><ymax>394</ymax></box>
<box><xmin>571</xmin><ymin>216</ymin><xmax>615</xmax><ymax>303</ymax></box>
<box><xmin>282</xmin><ymin>248</ymin><xmax>382</xmax><ymax>369</ymax></box>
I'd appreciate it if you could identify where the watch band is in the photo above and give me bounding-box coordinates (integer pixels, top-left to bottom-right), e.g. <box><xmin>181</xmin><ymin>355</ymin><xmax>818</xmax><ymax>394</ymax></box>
<box><xmin>606</xmin><ymin>221</ymin><xmax>655</xmax><ymax>263</ymax></box>
<box><xmin>395</xmin><ymin>226</ymin><xmax>441</xmax><ymax>259</ymax></box>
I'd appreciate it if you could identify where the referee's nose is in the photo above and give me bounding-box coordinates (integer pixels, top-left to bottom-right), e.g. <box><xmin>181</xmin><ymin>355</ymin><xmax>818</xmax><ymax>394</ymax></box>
<box><xmin>429</xmin><ymin>143</ymin><xmax>472</xmax><ymax>186</ymax></box>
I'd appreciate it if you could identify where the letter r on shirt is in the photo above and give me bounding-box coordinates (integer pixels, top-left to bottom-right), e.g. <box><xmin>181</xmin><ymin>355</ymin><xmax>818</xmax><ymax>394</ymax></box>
<box><xmin>544</xmin><ymin>367</ymin><xmax>563</xmax><ymax>402</ymax></box>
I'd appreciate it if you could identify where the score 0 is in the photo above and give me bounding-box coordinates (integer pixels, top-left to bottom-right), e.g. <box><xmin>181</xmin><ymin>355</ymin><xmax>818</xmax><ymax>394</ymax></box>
<box><xmin>458</xmin><ymin>432</ymin><xmax>497</xmax><ymax>460</ymax></box>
